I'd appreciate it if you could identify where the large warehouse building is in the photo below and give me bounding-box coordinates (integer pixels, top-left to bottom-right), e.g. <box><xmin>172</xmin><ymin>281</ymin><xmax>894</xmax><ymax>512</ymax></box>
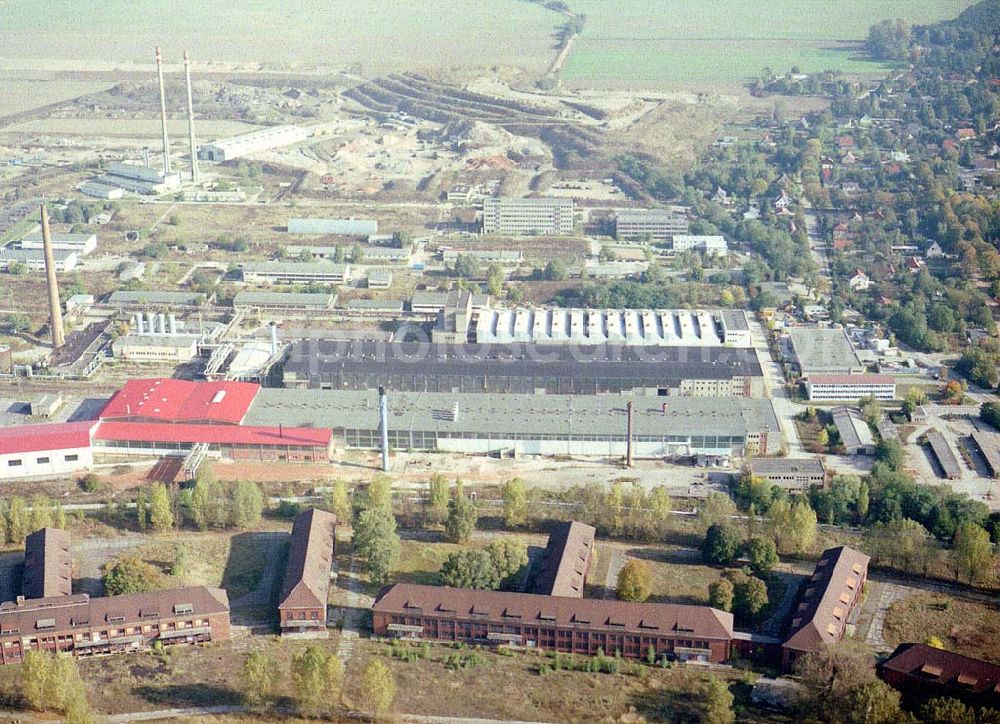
<box><xmin>482</xmin><ymin>197</ymin><xmax>574</xmax><ymax>236</ymax></box>
<box><xmin>280</xmin><ymin>339</ymin><xmax>764</xmax><ymax>397</ymax></box>
<box><xmin>244</xmin><ymin>388</ymin><xmax>782</xmax><ymax>458</ymax></box>
<box><xmin>474</xmin><ymin>308</ymin><xmax>751</xmax><ymax>347</ymax></box>
<box><xmin>198</xmin><ymin>125</ymin><xmax>309</xmax><ymax>162</ymax></box>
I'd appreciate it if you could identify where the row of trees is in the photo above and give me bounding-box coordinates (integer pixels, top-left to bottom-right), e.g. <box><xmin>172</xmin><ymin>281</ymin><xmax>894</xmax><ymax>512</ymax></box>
<box><xmin>0</xmin><ymin>495</ymin><xmax>70</xmax><ymax>545</ymax></box>
<box><xmin>20</xmin><ymin>651</ymin><xmax>92</xmax><ymax>723</ymax></box>
<box><xmin>241</xmin><ymin>647</ymin><xmax>395</xmax><ymax>719</ymax></box>
<box><xmin>130</xmin><ymin>475</ymin><xmax>265</xmax><ymax>534</ymax></box>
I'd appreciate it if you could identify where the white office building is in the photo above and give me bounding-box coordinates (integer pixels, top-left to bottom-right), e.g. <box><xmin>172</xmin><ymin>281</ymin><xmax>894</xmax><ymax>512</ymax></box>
<box><xmin>615</xmin><ymin>209</ymin><xmax>689</xmax><ymax>241</ymax></box>
<box><xmin>670</xmin><ymin>235</ymin><xmax>728</xmax><ymax>254</ymax></box>
<box><xmin>805</xmin><ymin>374</ymin><xmax>897</xmax><ymax>402</ymax></box>
<box><xmin>482</xmin><ymin>197</ymin><xmax>574</xmax><ymax>236</ymax></box>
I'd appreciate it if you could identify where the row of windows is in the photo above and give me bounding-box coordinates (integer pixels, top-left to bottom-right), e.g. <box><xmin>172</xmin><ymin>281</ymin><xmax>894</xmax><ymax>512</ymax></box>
<box><xmin>343</xmin><ymin>429</ymin><xmax>745</xmax><ymax>449</ymax></box>
<box><xmin>7</xmin><ymin>454</ymin><xmax>79</xmax><ymax>468</ymax></box>
<box><xmin>93</xmin><ymin>440</ymin><xmax>321</xmax><ymax>452</ymax></box>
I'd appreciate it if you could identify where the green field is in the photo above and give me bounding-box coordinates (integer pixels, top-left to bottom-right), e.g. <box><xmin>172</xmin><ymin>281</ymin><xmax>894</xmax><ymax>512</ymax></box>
<box><xmin>562</xmin><ymin>0</ymin><xmax>978</xmax><ymax>86</ymax></box>
<box><xmin>0</xmin><ymin>0</ymin><xmax>558</xmax><ymax>73</ymax></box>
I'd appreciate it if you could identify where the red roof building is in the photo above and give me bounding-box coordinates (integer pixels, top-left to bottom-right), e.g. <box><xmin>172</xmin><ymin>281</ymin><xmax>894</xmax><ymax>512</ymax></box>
<box><xmin>99</xmin><ymin>379</ymin><xmax>260</xmax><ymax>425</ymax></box>
<box><xmin>879</xmin><ymin>643</ymin><xmax>1000</xmax><ymax>708</ymax></box>
<box><xmin>0</xmin><ymin>421</ymin><xmax>96</xmax><ymax>456</ymax></box>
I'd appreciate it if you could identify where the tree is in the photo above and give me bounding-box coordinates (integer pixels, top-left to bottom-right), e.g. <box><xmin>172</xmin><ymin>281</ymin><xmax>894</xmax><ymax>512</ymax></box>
<box><xmin>240</xmin><ymin>650</ymin><xmax>280</xmax><ymax>710</ymax></box>
<box><xmin>20</xmin><ymin>651</ymin><xmax>91</xmax><ymax>720</ymax></box>
<box><xmin>486</xmin><ymin>264</ymin><xmax>505</xmax><ymax>297</ymax></box>
<box><xmin>453</xmin><ymin>254</ymin><xmax>480</xmax><ymax>279</ymax></box>
<box><xmin>698</xmin><ymin>492</ymin><xmax>737</xmax><ymax>532</ymax></box>
<box><xmin>746</xmin><ymin>536</ymin><xmax>778</xmax><ymax>575</ymax></box>
<box><xmin>360</xmin><ymin>658</ymin><xmax>396</xmax><ymax>720</ymax></box>
<box><xmin>648</xmin><ymin>486</ymin><xmax>673</xmax><ymax>534</ymax></box>
<box><xmin>703</xmin><ymin>676</ymin><xmax>735</xmax><ymax>724</ymax></box>
<box><xmin>103</xmin><ymin>555</ymin><xmax>162</xmax><ymax>595</ymax></box>
<box><xmin>325</xmin><ymin>479</ymin><xmax>352</xmax><ymax>523</ymax></box>
<box><xmin>440</xmin><ymin>549</ymin><xmax>500</xmax><ymax>589</ymax></box>
<box><xmin>768</xmin><ymin>497</ymin><xmax>816</xmax><ymax>555</ymax></box>
<box><xmin>362</xmin><ymin>474</ymin><xmax>393</xmax><ymax>515</ymax></box>
<box><xmin>291</xmin><ymin>646</ymin><xmax>342</xmax><ymax>716</ymax></box>
<box><xmin>708</xmin><ymin>578</ymin><xmax>734</xmax><ymax>611</ymax></box>
<box><xmin>501</xmin><ymin>478</ymin><xmax>529</xmax><ymax>527</ymax></box>
<box><xmin>794</xmin><ymin>643</ymin><xmax>880</xmax><ymax>721</ymax></box>
<box><xmin>982</xmin><ymin>401</ymin><xmax>1000</xmax><ymax>431</ymax></box>
<box><xmin>353</xmin><ymin>509</ymin><xmax>400</xmax><ymax>584</ymax></box>
<box><xmin>701</xmin><ymin>523</ymin><xmax>742</xmax><ymax>565</ymax></box>
<box><xmin>729</xmin><ymin>571</ymin><xmax>768</xmax><ymax>620</ymax></box>
<box><xmin>952</xmin><ymin>521</ymin><xmax>993</xmax><ymax>584</ymax></box>
<box><xmin>149</xmin><ymin>483</ymin><xmax>174</xmax><ymax>532</ymax></box>
<box><xmin>427</xmin><ymin>473</ymin><xmax>449</xmax><ymax>525</ymax></box>
<box><xmin>616</xmin><ymin>559</ymin><xmax>651</xmax><ymax>602</ymax></box>
<box><xmin>29</xmin><ymin>495</ymin><xmax>54</xmax><ymax>531</ymax></box>
<box><xmin>487</xmin><ymin>538</ymin><xmax>528</xmax><ymax>584</ymax></box>
<box><xmin>188</xmin><ymin>467</ymin><xmax>224</xmax><ymax>530</ymax></box>
<box><xmin>874</xmin><ymin>438</ymin><xmax>906</xmax><ymax>471</ymax></box>
<box><xmin>7</xmin><ymin>496</ymin><xmax>30</xmax><ymax>545</ymax></box>
<box><xmin>542</xmin><ymin>259</ymin><xmax>568</xmax><ymax>281</ymax></box>
<box><xmin>230</xmin><ymin>481</ymin><xmax>264</xmax><ymax>529</ymax></box>
<box><xmin>135</xmin><ymin>487</ymin><xmax>149</xmax><ymax>532</ymax></box>
<box><xmin>20</xmin><ymin>650</ymin><xmax>49</xmax><ymax>710</ymax></box>
<box><xmin>733</xmin><ymin>472</ymin><xmax>774</xmax><ymax>512</ymax></box>
<box><xmin>921</xmin><ymin>697</ymin><xmax>977</xmax><ymax>724</ymax></box>
<box><xmin>445</xmin><ymin>487</ymin><xmax>477</xmax><ymax>543</ymax></box>
<box><xmin>843</xmin><ymin>679</ymin><xmax>901</xmax><ymax>724</ymax></box>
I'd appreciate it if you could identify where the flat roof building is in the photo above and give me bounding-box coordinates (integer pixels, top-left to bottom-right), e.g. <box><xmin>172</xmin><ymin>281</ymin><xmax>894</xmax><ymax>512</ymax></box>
<box><xmin>670</xmin><ymin>235</ymin><xmax>728</xmax><ymax>254</ymax></box>
<box><xmin>782</xmin><ymin>546</ymin><xmax>869</xmax><ymax>669</ymax></box>
<box><xmin>281</xmin><ymin>339</ymin><xmax>764</xmax><ymax>398</ymax></box>
<box><xmin>483</xmin><ymin>197</ymin><xmax>574</xmax><ymax>236</ymax></box>
<box><xmin>787</xmin><ymin>328</ymin><xmax>864</xmax><ymax>376</ymax></box>
<box><xmin>615</xmin><ymin>209</ymin><xmax>688</xmax><ymax>241</ymax></box>
<box><xmin>373</xmin><ymin>583</ymin><xmax>734</xmax><ymax>664</ymax></box>
<box><xmin>20</xmin><ymin>231</ymin><xmax>97</xmax><ymax>256</ymax></box>
<box><xmin>748</xmin><ymin>458</ymin><xmax>826</xmax><ymax>491</ymax></box>
<box><xmin>111</xmin><ymin>334</ymin><xmax>199</xmax><ymax>363</ymax></box>
<box><xmin>411</xmin><ymin>291</ymin><xmax>491</xmax><ymax>315</ymax></box>
<box><xmin>528</xmin><ymin>521</ymin><xmax>595</xmax><ymax>598</ymax></box>
<box><xmin>97</xmin><ymin>162</ymin><xmax>182</xmax><ymax>195</ymax></box>
<box><xmin>242</xmin><ymin>262</ymin><xmax>351</xmax><ymax>285</ymax></box>
<box><xmin>22</xmin><ymin>527</ymin><xmax>72</xmax><ymax>599</ymax></box>
<box><xmin>805</xmin><ymin>374</ymin><xmax>896</xmax><ymax>402</ymax></box>
<box><xmin>0</xmin><ymin>421</ymin><xmax>96</xmax><ymax>481</ymax></box>
<box><xmin>0</xmin><ymin>247</ymin><xmax>78</xmax><ymax>272</ymax></box>
<box><xmin>198</xmin><ymin>125</ymin><xmax>309</xmax><ymax>162</ymax></box>
<box><xmin>106</xmin><ymin>290</ymin><xmax>206</xmax><ymax>308</ymax></box>
<box><xmin>245</xmin><ymin>388</ymin><xmax>782</xmax><ymax>458</ymax></box>
<box><xmin>278</xmin><ymin>508</ymin><xmax>336</xmax><ymax>636</ymax></box>
<box><xmin>232</xmin><ymin>291</ymin><xmax>335</xmax><ymax>311</ymax></box>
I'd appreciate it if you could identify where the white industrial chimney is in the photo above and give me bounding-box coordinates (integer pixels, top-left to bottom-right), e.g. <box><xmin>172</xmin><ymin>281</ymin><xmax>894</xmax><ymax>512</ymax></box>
<box><xmin>269</xmin><ymin>323</ymin><xmax>278</xmax><ymax>356</ymax></box>
<box><xmin>168</xmin><ymin>313</ymin><xmax>177</xmax><ymax>335</ymax></box>
<box><xmin>155</xmin><ymin>46</ymin><xmax>171</xmax><ymax>175</ymax></box>
<box><xmin>183</xmin><ymin>50</ymin><xmax>199</xmax><ymax>184</ymax></box>
<box><xmin>136</xmin><ymin>314</ymin><xmax>145</xmax><ymax>334</ymax></box>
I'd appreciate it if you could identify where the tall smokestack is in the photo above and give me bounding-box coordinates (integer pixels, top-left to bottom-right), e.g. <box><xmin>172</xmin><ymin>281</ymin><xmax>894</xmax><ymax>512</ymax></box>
<box><xmin>40</xmin><ymin>205</ymin><xmax>65</xmax><ymax>349</ymax></box>
<box><xmin>155</xmin><ymin>46</ymin><xmax>171</xmax><ymax>176</ymax></box>
<box><xmin>183</xmin><ymin>50</ymin><xmax>199</xmax><ymax>184</ymax></box>
<box><xmin>625</xmin><ymin>401</ymin><xmax>634</xmax><ymax>468</ymax></box>
<box><xmin>269</xmin><ymin>323</ymin><xmax>278</xmax><ymax>356</ymax></box>
<box><xmin>379</xmin><ymin>386</ymin><xmax>390</xmax><ymax>472</ymax></box>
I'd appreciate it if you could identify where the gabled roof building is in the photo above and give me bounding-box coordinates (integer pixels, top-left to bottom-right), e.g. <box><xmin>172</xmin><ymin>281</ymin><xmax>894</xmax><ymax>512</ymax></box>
<box><xmin>782</xmin><ymin>546</ymin><xmax>870</xmax><ymax>669</ymax></box>
<box><xmin>22</xmin><ymin>527</ymin><xmax>72</xmax><ymax>599</ymax></box>
<box><xmin>528</xmin><ymin>521</ymin><xmax>595</xmax><ymax>598</ymax></box>
<box><xmin>278</xmin><ymin>508</ymin><xmax>337</xmax><ymax>636</ymax></box>
<box><xmin>879</xmin><ymin>643</ymin><xmax>1000</xmax><ymax>708</ymax></box>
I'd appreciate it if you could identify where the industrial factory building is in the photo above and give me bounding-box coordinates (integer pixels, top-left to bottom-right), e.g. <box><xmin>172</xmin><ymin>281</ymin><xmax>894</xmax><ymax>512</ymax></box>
<box><xmin>0</xmin><ymin>379</ymin><xmax>333</xmax><ymax>481</ymax></box>
<box><xmin>614</xmin><ymin>209</ymin><xmax>688</xmax><ymax>241</ymax></box>
<box><xmin>106</xmin><ymin>290</ymin><xmax>207</xmax><ymax>308</ymax></box>
<box><xmin>244</xmin><ymin>388</ymin><xmax>782</xmax><ymax>458</ymax></box>
<box><xmin>280</xmin><ymin>339</ymin><xmax>764</xmax><ymax>397</ymax></box>
<box><xmin>804</xmin><ymin>374</ymin><xmax>896</xmax><ymax>402</ymax></box>
<box><xmin>96</xmin><ymin>161</ymin><xmax>182</xmax><ymax>195</ymax></box>
<box><xmin>232</xmin><ymin>291</ymin><xmax>336</xmax><ymax>311</ymax></box>
<box><xmin>242</xmin><ymin>261</ymin><xmax>352</xmax><ymax>285</ymax></box>
<box><xmin>198</xmin><ymin>125</ymin><xmax>309</xmax><ymax>162</ymax></box>
<box><xmin>787</xmin><ymin>328</ymin><xmax>864</xmax><ymax>376</ymax></box>
<box><xmin>474</xmin><ymin>308</ymin><xmax>752</xmax><ymax>347</ymax></box>
<box><xmin>19</xmin><ymin>231</ymin><xmax>98</xmax><ymax>256</ymax></box>
<box><xmin>112</xmin><ymin>334</ymin><xmax>199</xmax><ymax>362</ymax></box>
<box><xmin>669</xmin><ymin>235</ymin><xmax>728</xmax><ymax>255</ymax></box>
<box><xmin>0</xmin><ymin>247</ymin><xmax>78</xmax><ymax>272</ymax></box>
<box><xmin>482</xmin><ymin>197</ymin><xmax>574</xmax><ymax>236</ymax></box>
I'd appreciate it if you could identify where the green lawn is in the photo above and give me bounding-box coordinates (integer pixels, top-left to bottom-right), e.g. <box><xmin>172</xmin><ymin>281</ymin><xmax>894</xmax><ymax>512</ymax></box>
<box><xmin>562</xmin><ymin>0</ymin><xmax>977</xmax><ymax>86</ymax></box>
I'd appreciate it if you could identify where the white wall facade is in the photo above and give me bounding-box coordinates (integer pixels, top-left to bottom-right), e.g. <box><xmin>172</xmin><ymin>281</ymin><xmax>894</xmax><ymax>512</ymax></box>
<box><xmin>0</xmin><ymin>446</ymin><xmax>93</xmax><ymax>480</ymax></box>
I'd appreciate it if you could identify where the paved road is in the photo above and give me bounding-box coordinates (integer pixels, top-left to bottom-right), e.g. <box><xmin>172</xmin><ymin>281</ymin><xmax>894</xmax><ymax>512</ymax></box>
<box><xmin>864</xmin><ymin>581</ymin><xmax>911</xmax><ymax>653</ymax></box>
<box><xmin>748</xmin><ymin>316</ymin><xmax>804</xmax><ymax>456</ymax></box>
<box><xmin>333</xmin><ymin>552</ymin><xmax>370</xmax><ymax>665</ymax></box>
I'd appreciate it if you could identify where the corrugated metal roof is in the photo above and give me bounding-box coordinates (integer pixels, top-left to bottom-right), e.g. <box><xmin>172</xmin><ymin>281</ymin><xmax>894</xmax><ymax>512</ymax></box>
<box><xmin>100</xmin><ymin>379</ymin><xmax>260</xmax><ymax>425</ymax></box>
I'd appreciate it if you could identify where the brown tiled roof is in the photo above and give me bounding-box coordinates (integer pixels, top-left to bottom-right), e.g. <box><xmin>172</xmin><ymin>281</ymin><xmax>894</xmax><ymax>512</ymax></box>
<box><xmin>374</xmin><ymin>583</ymin><xmax>734</xmax><ymax>641</ymax></box>
<box><xmin>278</xmin><ymin>508</ymin><xmax>336</xmax><ymax>610</ymax></box>
<box><xmin>0</xmin><ymin>586</ymin><xmax>229</xmax><ymax>636</ymax></box>
<box><xmin>880</xmin><ymin>643</ymin><xmax>1000</xmax><ymax>704</ymax></box>
<box><xmin>22</xmin><ymin>527</ymin><xmax>72</xmax><ymax>599</ymax></box>
<box><xmin>529</xmin><ymin>521</ymin><xmax>596</xmax><ymax>598</ymax></box>
<box><xmin>783</xmin><ymin>546</ymin><xmax>869</xmax><ymax>654</ymax></box>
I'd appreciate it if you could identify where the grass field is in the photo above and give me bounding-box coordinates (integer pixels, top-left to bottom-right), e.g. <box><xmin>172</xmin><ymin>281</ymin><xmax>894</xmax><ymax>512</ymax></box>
<box><xmin>562</xmin><ymin>0</ymin><xmax>977</xmax><ymax>87</ymax></box>
<box><xmin>0</xmin><ymin>0</ymin><xmax>557</xmax><ymax>74</ymax></box>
